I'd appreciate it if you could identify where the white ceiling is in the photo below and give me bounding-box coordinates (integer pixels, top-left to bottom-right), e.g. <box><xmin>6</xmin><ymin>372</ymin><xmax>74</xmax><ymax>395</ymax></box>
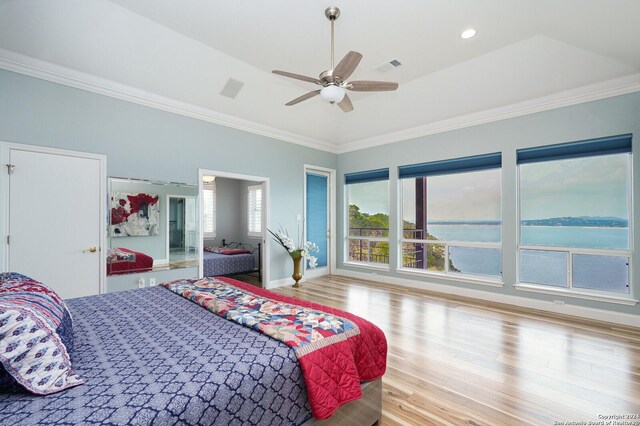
<box><xmin>0</xmin><ymin>0</ymin><xmax>638</xmax><ymax>153</ymax></box>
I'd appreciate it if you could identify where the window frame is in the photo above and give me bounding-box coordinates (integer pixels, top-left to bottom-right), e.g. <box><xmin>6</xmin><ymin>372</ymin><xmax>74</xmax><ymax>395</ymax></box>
<box><xmin>202</xmin><ymin>179</ymin><xmax>216</xmax><ymax>239</ymax></box>
<box><xmin>247</xmin><ymin>184</ymin><xmax>262</xmax><ymax>238</ymax></box>
<box><xmin>343</xmin><ymin>172</ymin><xmax>390</xmax><ymax>269</ymax></box>
<box><xmin>516</xmin><ymin>151</ymin><xmax>634</xmax><ymax>301</ymax></box>
<box><xmin>396</xmin><ymin>157</ymin><xmax>503</xmax><ymax>283</ymax></box>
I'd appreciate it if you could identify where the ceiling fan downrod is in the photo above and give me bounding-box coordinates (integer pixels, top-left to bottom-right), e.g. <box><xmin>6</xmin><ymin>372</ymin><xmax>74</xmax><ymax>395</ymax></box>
<box><xmin>325</xmin><ymin>6</ymin><xmax>340</xmax><ymax>71</ymax></box>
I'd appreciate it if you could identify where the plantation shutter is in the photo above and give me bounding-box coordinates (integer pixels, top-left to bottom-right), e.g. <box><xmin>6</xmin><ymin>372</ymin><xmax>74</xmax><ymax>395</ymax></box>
<box><xmin>203</xmin><ymin>179</ymin><xmax>216</xmax><ymax>238</ymax></box>
<box><xmin>248</xmin><ymin>184</ymin><xmax>262</xmax><ymax>237</ymax></box>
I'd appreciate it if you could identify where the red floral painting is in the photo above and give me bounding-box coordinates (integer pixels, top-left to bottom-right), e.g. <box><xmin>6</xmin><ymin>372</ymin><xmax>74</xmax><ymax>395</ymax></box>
<box><xmin>110</xmin><ymin>193</ymin><xmax>160</xmax><ymax>237</ymax></box>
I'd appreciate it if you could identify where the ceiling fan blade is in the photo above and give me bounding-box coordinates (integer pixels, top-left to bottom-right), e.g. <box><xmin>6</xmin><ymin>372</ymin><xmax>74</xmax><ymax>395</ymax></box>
<box><xmin>273</xmin><ymin>70</ymin><xmax>321</xmax><ymax>85</ymax></box>
<box><xmin>332</xmin><ymin>51</ymin><xmax>363</xmax><ymax>81</ymax></box>
<box><xmin>337</xmin><ymin>94</ymin><xmax>354</xmax><ymax>112</ymax></box>
<box><xmin>285</xmin><ymin>90</ymin><xmax>321</xmax><ymax>106</ymax></box>
<box><xmin>347</xmin><ymin>80</ymin><xmax>399</xmax><ymax>92</ymax></box>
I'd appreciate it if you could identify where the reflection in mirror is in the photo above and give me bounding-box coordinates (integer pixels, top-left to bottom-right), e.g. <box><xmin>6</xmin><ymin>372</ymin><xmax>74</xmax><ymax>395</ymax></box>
<box><xmin>108</xmin><ymin>177</ymin><xmax>199</xmax><ymax>275</ymax></box>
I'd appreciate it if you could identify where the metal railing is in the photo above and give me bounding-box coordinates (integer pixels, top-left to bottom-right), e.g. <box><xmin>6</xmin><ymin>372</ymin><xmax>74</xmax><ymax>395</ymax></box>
<box><xmin>347</xmin><ymin>227</ymin><xmax>390</xmax><ymax>264</ymax></box>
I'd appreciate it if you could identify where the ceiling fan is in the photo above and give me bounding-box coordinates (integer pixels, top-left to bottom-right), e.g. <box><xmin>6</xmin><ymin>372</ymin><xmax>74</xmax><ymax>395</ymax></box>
<box><xmin>272</xmin><ymin>6</ymin><xmax>399</xmax><ymax>112</ymax></box>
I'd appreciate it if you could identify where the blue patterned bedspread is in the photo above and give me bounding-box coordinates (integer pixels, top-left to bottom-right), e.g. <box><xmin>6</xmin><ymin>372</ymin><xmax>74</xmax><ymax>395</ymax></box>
<box><xmin>203</xmin><ymin>252</ymin><xmax>255</xmax><ymax>277</ymax></box>
<box><xmin>0</xmin><ymin>287</ymin><xmax>311</xmax><ymax>426</ymax></box>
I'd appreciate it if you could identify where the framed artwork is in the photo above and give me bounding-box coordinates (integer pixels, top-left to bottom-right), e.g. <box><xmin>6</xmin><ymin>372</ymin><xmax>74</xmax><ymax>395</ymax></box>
<box><xmin>110</xmin><ymin>193</ymin><xmax>160</xmax><ymax>237</ymax></box>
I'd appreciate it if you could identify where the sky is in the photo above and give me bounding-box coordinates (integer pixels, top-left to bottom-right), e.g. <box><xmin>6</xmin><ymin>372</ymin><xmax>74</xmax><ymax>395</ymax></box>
<box><xmin>404</xmin><ymin>168</ymin><xmax>502</xmax><ymax>222</ymax></box>
<box><xmin>348</xmin><ymin>180</ymin><xmax>389</xmax><ymax>216</ymax></box>
<box><xmin>349</xmin><ymin>153</ymin><xmax>629</xmax><ymax>223</ymax></box>
<box><xmin>520</xmin><ymin>154</ymin><xmax>628</xmax><ymax>220</ymax></box>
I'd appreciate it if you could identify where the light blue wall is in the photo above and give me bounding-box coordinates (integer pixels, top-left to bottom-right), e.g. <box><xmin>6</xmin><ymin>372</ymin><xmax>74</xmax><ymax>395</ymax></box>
<box><xmin>0</xmin><ymin>69</ymin><xmax>337</xmax><ymax>291</ymax></box>
<box><xmin>3</xmin><ymin>67</ymin><xmax>639</xmax><ymax>315</ymax></box>
<box><xmin>338</xmin><ymin>92</ymin><xmax>640</xmax><ymax>315</ymax></box>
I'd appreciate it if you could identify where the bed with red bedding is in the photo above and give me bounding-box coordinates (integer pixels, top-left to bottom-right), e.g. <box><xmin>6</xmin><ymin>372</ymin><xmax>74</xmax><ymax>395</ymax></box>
<box><xmin>163</xmin><ymin>276</ymin><xmax>387</xmax><ymax>421</ymax></box>
<box><xmin>0</xmin><ymin>275</ymin><xmax>386</xmax><ymax>425</ymax></box>
<box><xmin>106</xmin><ymin>247</ymin><xmax>154</xmax><ymax>275</ymax></box>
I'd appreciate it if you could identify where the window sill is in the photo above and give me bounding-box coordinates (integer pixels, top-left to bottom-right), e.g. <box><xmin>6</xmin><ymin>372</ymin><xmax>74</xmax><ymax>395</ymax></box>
<box><xmin>342</xmin><ymin>261</ymin><xmax>390</xmax><ymax>272</ymax></box>
<box><xmin>515</xmin><ymin>283</ymin><xmax>638</xmax><ymax>306</ymax></box>
<box><xmin>397</xmin><ymin>268</ymin><xmax>504</xmax><ymax>287</ymax></box>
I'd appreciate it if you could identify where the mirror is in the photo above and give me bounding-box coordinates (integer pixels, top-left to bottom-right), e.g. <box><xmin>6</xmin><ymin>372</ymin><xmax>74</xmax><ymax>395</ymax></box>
<box><xmin>107</xmin><ymin>177</ymin><xmax>198</xmax><ymax>275</ymax></box>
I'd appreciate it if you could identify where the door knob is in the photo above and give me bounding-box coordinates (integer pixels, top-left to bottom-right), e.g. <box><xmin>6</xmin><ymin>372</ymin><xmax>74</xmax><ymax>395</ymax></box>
<box><xmin>83</xmin><ymin>246</ymin><xmax>97</xmax><ymax>253</ymax></box>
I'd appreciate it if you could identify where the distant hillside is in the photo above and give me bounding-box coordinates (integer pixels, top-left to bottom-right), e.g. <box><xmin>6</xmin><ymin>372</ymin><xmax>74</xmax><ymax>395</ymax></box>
<box><xmin>521</xmin><ymin>216</ymin><xmax>628</xmax><ymax>227</ymax></box>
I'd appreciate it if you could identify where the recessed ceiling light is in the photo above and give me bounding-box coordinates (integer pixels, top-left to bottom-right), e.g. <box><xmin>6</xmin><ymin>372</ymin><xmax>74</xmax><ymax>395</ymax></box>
<box><xmin>461</xmin><ymin>29</ymin><xmax>477</xmax><ymax>39</ymax></box>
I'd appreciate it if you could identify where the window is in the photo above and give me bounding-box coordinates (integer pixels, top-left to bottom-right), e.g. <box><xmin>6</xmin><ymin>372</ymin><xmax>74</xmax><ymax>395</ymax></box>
<box><xmin>399</xmin><ymin>153</ymin><xmax>502</xmax><ymax>279</ymax></box>
<box><xmin>518</xmin><ymin>134</ymin><xmax>632</xmax><ymax>295</ymax></box>
<box><xmin>248</xmin><ymin>184</ymin><xmax>262</xmax><ymax>237</ymax></box>
<box><xmin>345</xmin><ymin>169</ymin><xmax>390</xmax><ymax>266</ymax></box>
<box><xmin>202</xmin><ymin>177</ymin><xmax>216</xmax><ymax>238</ymax></box>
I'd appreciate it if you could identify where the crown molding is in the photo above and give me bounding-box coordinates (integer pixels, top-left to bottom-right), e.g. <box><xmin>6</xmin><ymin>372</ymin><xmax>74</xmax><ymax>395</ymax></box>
<box><xmin>1</xmin><ymin>49</ymin><xmax>638</xmax><ymax>156</ymax></box>
<box><xmin>0</xmin><ymin>49</ymin><xmax>338</xmax><ymax>154</ymax></box>
<box><xmin>336</xmin><ymin>73</ymin><xmax>640</xmax><ymax>154</ymax></box>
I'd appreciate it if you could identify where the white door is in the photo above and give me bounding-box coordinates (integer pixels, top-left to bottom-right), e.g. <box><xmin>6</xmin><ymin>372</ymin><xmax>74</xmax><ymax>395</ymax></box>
<box><xmin>304</xmin><ymin>167</ymin><xmax>335</xmax><ymax>278</ymax></box>
<box><xmin>7</xmin><ymin>147</ymin><xmax>104</xmax><ymax>299</ymax></box>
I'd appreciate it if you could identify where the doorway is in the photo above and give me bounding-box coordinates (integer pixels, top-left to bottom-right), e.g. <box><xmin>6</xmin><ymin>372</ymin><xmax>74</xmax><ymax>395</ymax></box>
<box><xmin>169</xmin><ymin>197</ymin><xmax>186</xmax><ymax>251</ymax></box>
<box><xmin>304</xmin><ymin>165</ymin><xmax>336</xmax><ymax>278</ymax></box>
<box><xmin>167</xmin><ymin>195</ymin><xmax>197</xmax><ymax>266</ymax></box>
<box><xmin>198</xmin><ymin>169</ymin><xmax>270</xmax><ymax>287</ymax></box>
<box><xmin>0</xmin><ymin>143</ymin><xmax>106</xmax><ymax>299</ymax></box>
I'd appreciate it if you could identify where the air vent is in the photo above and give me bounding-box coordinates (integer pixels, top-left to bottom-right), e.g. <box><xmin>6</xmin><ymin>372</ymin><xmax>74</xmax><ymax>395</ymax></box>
<box><xmin>220</xmin><ymin>78</ymin><xmax>245</xmax><ymax>99</ymax></box>
<box><xmin>374</xmin><ymin>59</ymin><xmax>402</xmax><ymax>73</ymax></box>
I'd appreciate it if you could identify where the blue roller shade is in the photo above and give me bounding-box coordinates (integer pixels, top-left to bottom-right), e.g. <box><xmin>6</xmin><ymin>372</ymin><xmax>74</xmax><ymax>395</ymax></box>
<box><xmin>398</xmin><ymin>153</ymin><xmax>501</xmax><ymax>179</ymax></box>
<box><xmin>344</xmin><ymin>168</ymin><xmax>389</xmax><ymax>184</ymax></box>
<box><xmin>517</xmin><ymin>134</ymin><xmax>632</xmax><ymax>164</ymax></box>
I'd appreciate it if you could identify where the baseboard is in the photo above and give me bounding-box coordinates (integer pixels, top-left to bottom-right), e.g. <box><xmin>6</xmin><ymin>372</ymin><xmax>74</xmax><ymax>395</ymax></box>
<box><xmin>336</xmin><ymin>268</ymin><xmax>640</xmax><ymax>328</ymax></box>
<box><xmin>268</xmin><ymin>276</ymin><xmax>306</xmax><ymax>289</ymax></box>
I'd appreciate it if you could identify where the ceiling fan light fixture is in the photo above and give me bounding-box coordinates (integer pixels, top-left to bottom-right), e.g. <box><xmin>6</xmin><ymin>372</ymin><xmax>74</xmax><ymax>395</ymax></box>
<box><xmin>320</xmin><ymin>85</ymin><xmax>346</xmax><ymax>103</ymax></box>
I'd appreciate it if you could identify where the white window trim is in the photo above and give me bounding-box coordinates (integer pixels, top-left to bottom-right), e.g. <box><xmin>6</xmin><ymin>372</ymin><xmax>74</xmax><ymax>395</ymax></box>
<box><xmin>343</xmin><ymin>261</ymin><xmax>390</xmax><ymax>271</ymax></box>
<box><xmin>396</xmin><ymin>267</ymin><xmax>504</xmax><ymax>287</ymax></box>
<box><xmin>514</xmin><ymin>282</ymin><xmax>638</xmax><ymax>305</ymax></box>
<box><xmin>516</xmin><ymin>153</ymin><xmax>634</xmax><ymax>300</ymax></box>
<box><xmin>202</xmin><ymin>179</ymin><xmax>216</xmax><ymax>239</ymax></box>
<box><xmin>247</xmin><ymin>184</ymin><xmax>262</xmax><ymax>238</ymax></box>
<box><xmin>397</xmin><ymin>169</ymin><xmax>503</xmax><ymax>280</ymax></box>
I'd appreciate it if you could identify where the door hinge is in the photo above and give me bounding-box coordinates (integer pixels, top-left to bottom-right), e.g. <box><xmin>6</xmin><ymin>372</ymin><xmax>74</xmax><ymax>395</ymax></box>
<box><xmin>6</xmin><ymin>235</ymin><xmax>9</xmax><ymax>245</ymax></box>
<box><xmin>6</xmin><ymin>164</ymin><xmax>15</xmax><ymax>174</ymax></box>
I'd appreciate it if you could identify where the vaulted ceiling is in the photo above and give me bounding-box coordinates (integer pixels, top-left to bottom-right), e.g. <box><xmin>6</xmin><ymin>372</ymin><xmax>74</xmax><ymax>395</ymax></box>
<box><xmin>0</xmin><ymin>0</ymin><xmax>638</xmax><ymax>153</ymax></box>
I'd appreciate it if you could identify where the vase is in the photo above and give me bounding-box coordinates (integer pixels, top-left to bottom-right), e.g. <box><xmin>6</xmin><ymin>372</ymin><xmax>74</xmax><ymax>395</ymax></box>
<box><xmin>292</xmin><ymin>256</ymin><xmax>303</xmax><ymax>288</ymax></box>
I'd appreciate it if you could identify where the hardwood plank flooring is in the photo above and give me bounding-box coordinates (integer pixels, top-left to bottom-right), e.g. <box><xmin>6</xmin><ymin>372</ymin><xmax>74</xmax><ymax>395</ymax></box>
<box><xmin>271</xmin><ymin>275</ymin><xmax>640</xmax><ymax>426</ymax></box>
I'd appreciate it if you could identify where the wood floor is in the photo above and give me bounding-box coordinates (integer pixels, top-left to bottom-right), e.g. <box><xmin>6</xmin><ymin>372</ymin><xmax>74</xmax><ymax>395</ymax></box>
<box><xmin>270</xmin><ymin>275</ymin><xmax>640</xmax><ymax>426</ymax></box>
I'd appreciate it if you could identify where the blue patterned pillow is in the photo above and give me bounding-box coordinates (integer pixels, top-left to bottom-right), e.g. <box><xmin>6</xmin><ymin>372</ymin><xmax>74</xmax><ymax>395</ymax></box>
<box><xmin>0</xmin><ymin>273</ymin><xmax>82</xmax><ymax>394</ymax></box>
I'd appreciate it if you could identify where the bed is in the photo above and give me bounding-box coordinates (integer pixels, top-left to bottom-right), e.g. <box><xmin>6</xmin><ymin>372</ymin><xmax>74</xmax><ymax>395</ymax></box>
<box><xmin>0</xmin><ymin>275</ymin><xmax>385</xmax><ymax>426</ymax></box>
<box><xmin>203</xmin><ymin>240</ymin><xmax>261</xmax><ymax>282</ymax></box>
<box><xmin>107</xmin><ymin>247</ymin><xmax>154</xmax><ymax>276</ymax></box>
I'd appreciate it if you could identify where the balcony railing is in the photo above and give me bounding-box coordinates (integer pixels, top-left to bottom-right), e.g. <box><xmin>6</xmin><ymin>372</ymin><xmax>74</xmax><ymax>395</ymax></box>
<box><xmin>348</xmin><ymin>227</ymin><xmax>391</xmax><ymax>264</ymax></box>
<box><xmin>348</xmin><ymin>227</ymin><xmax>501</xmax><ymax>277</ymax></box>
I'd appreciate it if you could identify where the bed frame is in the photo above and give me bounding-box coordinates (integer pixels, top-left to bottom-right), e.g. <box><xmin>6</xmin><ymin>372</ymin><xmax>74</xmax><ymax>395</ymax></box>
<box><xmin>220</xmin><ymin>239</ymin><xmax>262</xmax><ymax>282</ymax></box>
<box><xmin>302</xmin><ymin>379</ymin><xmax>382</xmax><ymax>425</ymax></box>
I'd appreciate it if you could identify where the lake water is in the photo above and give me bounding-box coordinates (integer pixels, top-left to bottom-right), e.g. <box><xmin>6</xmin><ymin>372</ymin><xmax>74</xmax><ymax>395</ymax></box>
<box><xmin>426</xmin><ymin>224</ymin><xmax>628</xmax><ymax>249</ymax></box>
<box><xmin>419</xmin><ymin>224</ymin><xmax>629</xmax><ymax>292</ymax></box>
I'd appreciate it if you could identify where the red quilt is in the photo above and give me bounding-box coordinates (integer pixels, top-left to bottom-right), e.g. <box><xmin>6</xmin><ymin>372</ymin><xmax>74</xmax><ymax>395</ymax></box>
<box><xmin>163</xmin><ymin>276</ymin><xmax>387</xmax><ymax>420</ymax></box>
<box><xmin>107</xmin><ymin>248</ymin><xmax>153</xmax><ymax>276</ymax></box>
